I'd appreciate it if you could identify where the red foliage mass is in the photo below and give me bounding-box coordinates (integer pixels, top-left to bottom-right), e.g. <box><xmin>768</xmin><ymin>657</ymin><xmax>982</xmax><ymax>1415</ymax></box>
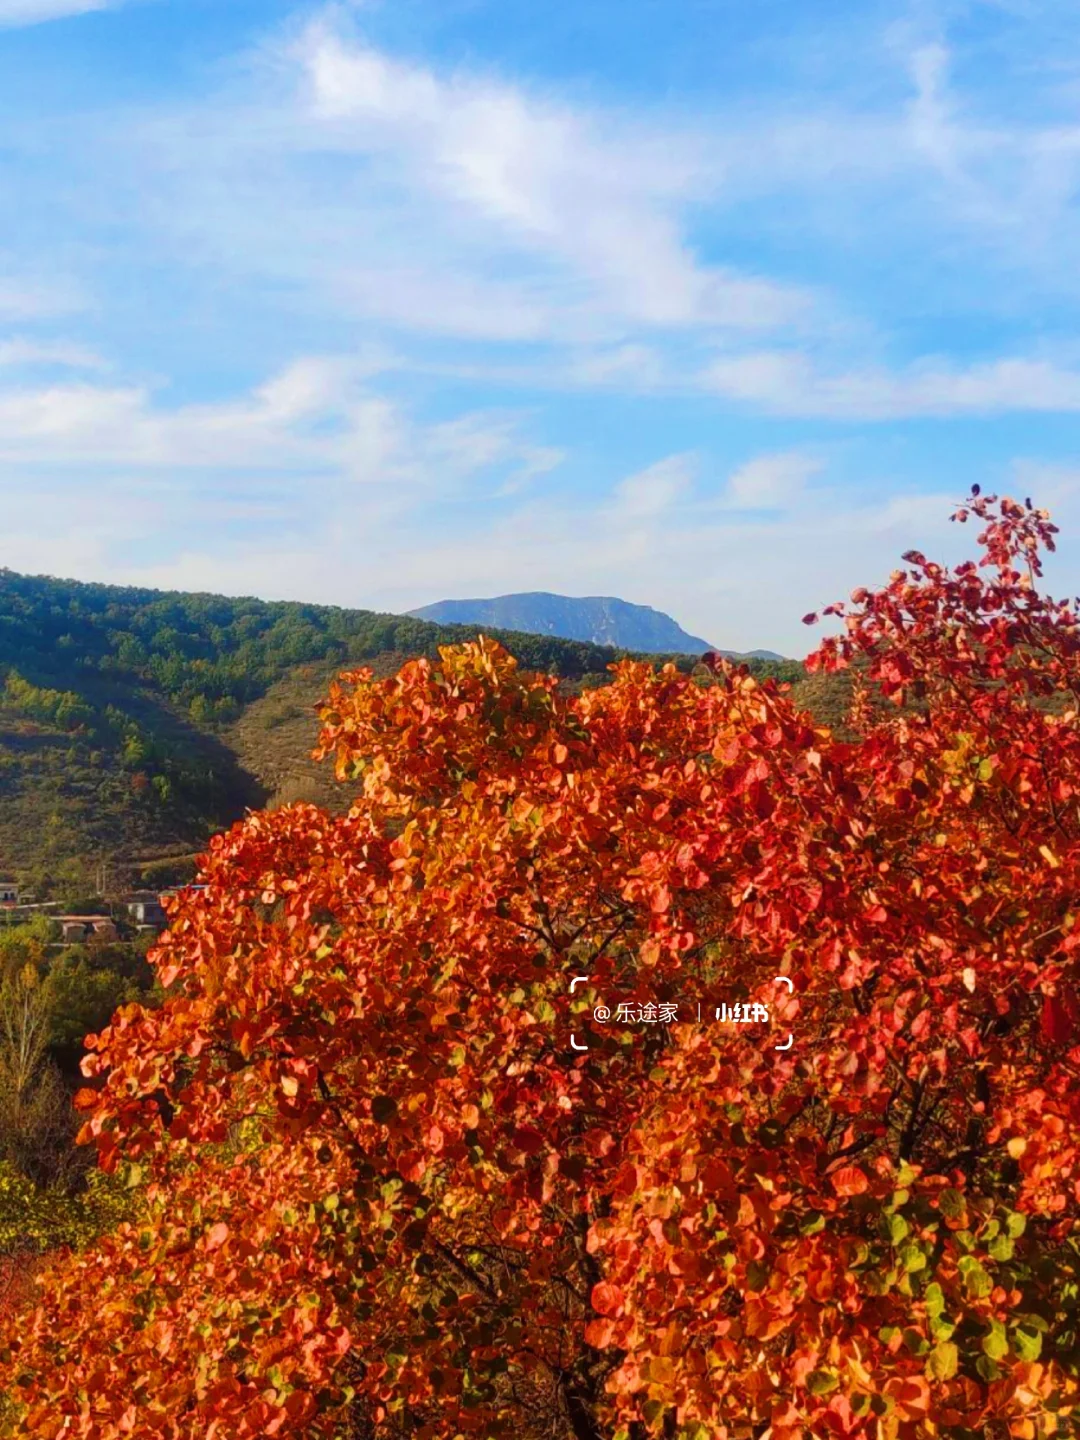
<box><xmin>2</xmin><ymin>494</ymin><xmax>1080</xmax><ymax>1440</ymax></box>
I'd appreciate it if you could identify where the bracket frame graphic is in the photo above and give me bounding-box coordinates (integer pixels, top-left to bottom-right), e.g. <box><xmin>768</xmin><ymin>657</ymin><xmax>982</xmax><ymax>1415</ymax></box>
<box><xmin>567</xmin><ymin>974</ymin><xmax>794</xmax><ymax>1053</ymax></box>
<box><xmin>773</xmin><ymin>975</ymin><xmax>794</xmax><ymax>1051</ymax></box>
<box><xmin>569</xmin><ymin>976</ymin><xmax>592</xmax><ymax>1050</ymax></box>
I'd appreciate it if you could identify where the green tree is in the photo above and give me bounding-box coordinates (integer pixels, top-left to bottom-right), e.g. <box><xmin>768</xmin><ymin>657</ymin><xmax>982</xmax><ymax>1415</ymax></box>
<box><xmin>44</xmin><ymin>952</ymin><xmax>149</xmax><ymax>1060</ymax></box>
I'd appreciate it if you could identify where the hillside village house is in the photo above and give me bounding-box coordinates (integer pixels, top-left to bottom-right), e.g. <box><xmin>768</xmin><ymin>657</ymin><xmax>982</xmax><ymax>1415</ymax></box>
<box><xmin>126</xmin><ymin>891</ymin><xmax>168</xmax><ymax>931</ymax></box>
<box><xmin>57</xmin><ymin>915</ymin><xmax>118</xmax><ymax>944</ymax></box>
<box><xmin>0</xmin><ymin>879</ymin><xmax>17</xmax><ymax>905</ymax></box>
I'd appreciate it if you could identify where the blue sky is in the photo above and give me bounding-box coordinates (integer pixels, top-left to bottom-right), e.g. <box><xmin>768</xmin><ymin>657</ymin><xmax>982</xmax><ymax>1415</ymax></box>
<box><xmin>1</xmin><ymin>0</ymin><xmax>1079</xmax><ymax>654</ymax></box>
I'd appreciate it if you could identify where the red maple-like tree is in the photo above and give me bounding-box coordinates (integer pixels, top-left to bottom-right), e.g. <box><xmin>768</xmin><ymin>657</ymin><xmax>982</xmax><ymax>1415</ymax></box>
<box><xmin>2</xmin><ymin>493</ymin><xmax>1080</xmax><ymax>1440</ymax></box>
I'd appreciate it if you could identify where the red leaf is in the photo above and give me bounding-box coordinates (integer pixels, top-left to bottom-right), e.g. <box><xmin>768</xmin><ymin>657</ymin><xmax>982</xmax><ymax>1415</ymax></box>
<box><xmin>590</xmin><ymin>1282</ymin><xmax>625</xmax><ymax>1318</ymax></box>
<box><xmin>1041</xmin><ymin>995</ymin><xmax>1075</xmax><ymax>1045</ymax></box>
<box><xmin>513</xmin><ymin>1126</ymin><xmax>545</xmax><ymax>1155</ymax></box>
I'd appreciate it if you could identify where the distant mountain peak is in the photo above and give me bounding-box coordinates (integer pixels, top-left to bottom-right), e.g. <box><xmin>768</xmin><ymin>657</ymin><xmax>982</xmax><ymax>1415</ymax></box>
<box><xmin>406</xmin><ymin>591</ymin><xmax>781</xmax><ymax>658</ymax></box>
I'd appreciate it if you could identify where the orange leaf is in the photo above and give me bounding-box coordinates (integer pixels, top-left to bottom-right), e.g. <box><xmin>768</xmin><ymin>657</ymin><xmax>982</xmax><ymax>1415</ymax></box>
<box><xmin>584</xmin><ymin>1319</ymin><xmax>615</xmax><ymax>1348</ymax></box>
<box><xmin>831</xmin><ymin>1166</ymin><xmax>869</xmax><ymax>1197</ymax></box>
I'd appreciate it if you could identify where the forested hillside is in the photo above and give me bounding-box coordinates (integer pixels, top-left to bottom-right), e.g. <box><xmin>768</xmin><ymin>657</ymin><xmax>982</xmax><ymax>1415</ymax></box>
<box><xmin>0</xmin><ymin>569</ymin><xmax>808</xmax><ymax>895</ymax></box>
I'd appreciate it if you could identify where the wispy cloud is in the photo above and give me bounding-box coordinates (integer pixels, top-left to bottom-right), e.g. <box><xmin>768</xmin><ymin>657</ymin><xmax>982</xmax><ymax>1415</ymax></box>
<box><xmin>908</xmin><ymin>43</ymin><xmax>961</xmax><ymax>176</ymax></box>
<box><xmin>887</xmin><ymin>27</ymin><xmax>1080</xmax><ymax>248</ymax></box>
<box><xmin>84</xmin><ymin>11</ymin><xmax>1078</xmax><ymax>411</ymax></box>
<box><xmin>704</xmin><ymin>352</ymin><xmax>1080</xmax><ymax>419</ymax></box>
<box><xmin>0</xmin><ymin>356</ymin><xmax>558</xmax><ymax>493</ymax></box>
<box><xmin>0</xmin><ymin>0</ymin><xmax>114</xmax><ymax>27</ymax></box>
<box><xmin>0</xmin><ymin>272</ymin><xmax>85</xmax><ymax>321</ymax></box>
<box><xmin>609</xmin><ymin>455</ymin><xmax>695</xmax><ymax>521</ymax></box>
<box><xmin>723</xmin><ymin>451</ymin><xmax>823</xmax><ymax>509</ymax></box>
<box><xmin>0</xmin><ymin>337</ymin><xmax>105</xmax><ymax>369</ymax></box>
<box><xmin>295</xmin><ymin>21</ymin><xmax>810</xmax><ymax>336</ymax></box>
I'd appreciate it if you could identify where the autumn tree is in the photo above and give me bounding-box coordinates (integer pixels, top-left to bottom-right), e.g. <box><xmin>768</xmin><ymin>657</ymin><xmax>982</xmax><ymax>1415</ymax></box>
<box><xmin>0</xmin><ymin>958</ymin><xmax>78</xmax><ymax>1192</ymax></box>
<box><xmin>3</xmin><ymin>493</ymin><xmax>1080</xmax><ymax>1440</ymax></box>
<box><xmin>0</xmin><ymin>939</ymin><xmax>131</xmax><ymax>1348</ymax></box>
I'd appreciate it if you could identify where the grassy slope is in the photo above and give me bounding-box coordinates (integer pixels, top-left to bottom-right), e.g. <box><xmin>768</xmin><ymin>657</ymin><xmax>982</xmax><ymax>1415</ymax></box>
<box><xmin>227</xmin><ymin>657</ymin><xmax>399</xmax><ymax>815</ymax></box>
<box><xmin>0</xmin><ymin>692</ymin><xmax>264</xmax><ymax>892</ymax></box>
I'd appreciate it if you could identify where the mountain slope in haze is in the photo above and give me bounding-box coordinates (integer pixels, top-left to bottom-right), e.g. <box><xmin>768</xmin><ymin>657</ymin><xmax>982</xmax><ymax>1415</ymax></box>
<box><xmin>408</xmin><ymin>592</ymin><xmax>783</xmax><ymax>658</ymax></box>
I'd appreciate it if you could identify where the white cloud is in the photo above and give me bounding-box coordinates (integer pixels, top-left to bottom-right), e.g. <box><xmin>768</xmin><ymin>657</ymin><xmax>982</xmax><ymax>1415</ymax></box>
<box><xmin>0</xmin><ymin>275</ymin><xmax>85</xmax><ymax>321</ymax></box>
<box><xmin>723</xmin><ymin>451</ymin><xmax>822</xmax><ymax>509</ymax></box>
<box><xmin>0</xmin><ymin>0</ymin><xmax>112</xmax><ymax>26</ymax></box>
<box><xmin>704</xmin><ymin>351</ymin><xmax>1080</xmax><ymax>419</ymax></box>
<box><xmin>335</xmin><ymin>269</ymin><xmax>564</xmax><ymax>343</ymax></box>
<box><xmin>12</xmin><ymin>8</ymin><xmax>1076</xmax><ymax>409</ymax></box>
<box><xmin>0</xmin><ymin>355</ymin><xmax>561</xmax><ymax>493</ymax></box>
<box><xmin>610</xmin><ymin>455</ymin><xmax>695</xmax><ymax>521</ymax></box>
<box><xmin>291</xmin><ymin>20</ymin><xmax>811</xmax><ymax>335</ymax></box>
<box><xmin>890</xmin><ymin>32</ymin><xmax>1080</xmax><ymax>243</ymax></box>
<box><xmin>567</xmin><ymin>345</ymin><xmax>667</xmax><ymax>389</ymax></box>
<box><xmin>908</xmin><ymin>43</ymin><xmax>960</xmax><ymax>175</ymax></box>
<box><xmin>252</xmin><ymin>355</ymin><xmax>358</xmax><ymax>424</ymax></box>
<box><xmin>0</xmin><ymin>382</ymin><xmax>143</xmax><ymax>445</ymax></box>
<box><xmin>0</xmin><ymin>337</ymin><xmax>105</xmax><ymax>370</ymax></box>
